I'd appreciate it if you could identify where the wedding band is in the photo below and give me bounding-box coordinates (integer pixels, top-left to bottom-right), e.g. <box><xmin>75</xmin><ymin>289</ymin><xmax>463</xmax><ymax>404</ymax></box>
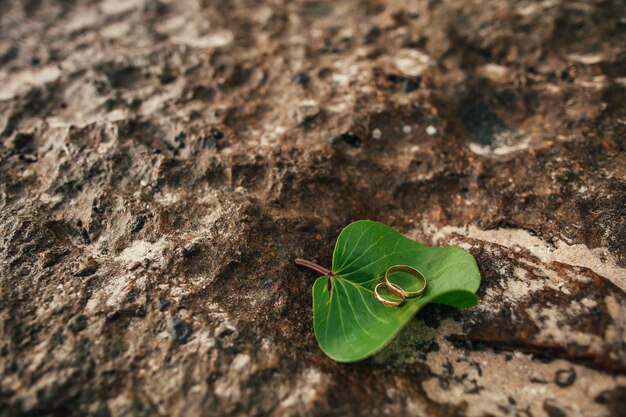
<box><xmin>374</xmin><ymin>282</ymin><xmax>404</xmax><ymax>307</ymax></box>
<box><xmin>385</xmin><ymin>265</ymin><xmax>427</xmax><ymax>299</ymax></box>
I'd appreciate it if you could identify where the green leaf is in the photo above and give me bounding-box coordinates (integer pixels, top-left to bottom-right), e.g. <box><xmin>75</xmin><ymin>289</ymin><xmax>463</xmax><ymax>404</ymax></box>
<box><xmin>312</xmin><ymin>220</ymin><xmax>481</xmax><ymax>362</ymax></box>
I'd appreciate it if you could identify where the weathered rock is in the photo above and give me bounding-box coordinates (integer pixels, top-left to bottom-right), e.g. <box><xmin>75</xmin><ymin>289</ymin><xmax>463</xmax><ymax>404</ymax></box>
<box><xmin>168</xmin><ymin>317</ymin><xmax>193</xmax><ymax>345</ymax></box>
<box><xmin>555</xmin><ymin>368</ymin><xmax>577</xmax><ymax>388</ymax></box>
<box><xmin>4</xmin><ymin>132</ymin><xmax>33</xmax><ymax>152</ymax></box>
<box><xmin>0</xmin><ymin>0</ymin><xmax>624</xmax><ymax>416</ymax></box>
<box><xmin>127</xmin><ymin>214</ymin><xmax>147</xmax><ymax>233</ymax></box>
<box><xmin>73</xmin><ymin>257</ymin><xmax>99</xmax><ymax>277</ymax></box>
<box><xmin>68</xmin><ymin>315</ymin><xmax>88</xmax><ymax>334</ymax></box>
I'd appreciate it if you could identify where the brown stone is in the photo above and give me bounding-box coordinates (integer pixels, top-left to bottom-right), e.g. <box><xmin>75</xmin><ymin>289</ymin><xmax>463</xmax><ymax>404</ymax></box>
<box><xmin>0</xmin><ymin>0</ymin><xmax>624</xmax><ymax>416</ymax></box>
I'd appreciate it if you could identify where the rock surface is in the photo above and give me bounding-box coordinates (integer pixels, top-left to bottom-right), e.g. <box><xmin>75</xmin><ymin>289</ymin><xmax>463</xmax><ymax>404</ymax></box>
<box><xmin>1</xmin><ymin>0</ymin><xmax>625</xmax><ymax>416</ymax></box>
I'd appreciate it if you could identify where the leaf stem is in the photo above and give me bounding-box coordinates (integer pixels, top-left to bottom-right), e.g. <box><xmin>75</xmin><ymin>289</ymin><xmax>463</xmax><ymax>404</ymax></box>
<box><xmin>295</xmin><ymin>258</ymin><xmax>333</xmax><ymax>276</ymax></box>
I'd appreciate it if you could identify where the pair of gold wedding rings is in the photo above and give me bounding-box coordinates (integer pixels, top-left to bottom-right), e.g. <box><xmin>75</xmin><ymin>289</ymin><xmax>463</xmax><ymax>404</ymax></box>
<box><xmin>374</xmin><ymin>265</ymin><xmax>427</xmax><ymax>307</ymax></box>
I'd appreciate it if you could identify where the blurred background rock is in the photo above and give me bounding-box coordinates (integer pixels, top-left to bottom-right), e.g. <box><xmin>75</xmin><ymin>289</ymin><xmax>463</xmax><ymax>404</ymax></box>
<box><xmin>0</xmin><ymin>1</ymin><xmax>625</xmax><ymax>416</ymax></box>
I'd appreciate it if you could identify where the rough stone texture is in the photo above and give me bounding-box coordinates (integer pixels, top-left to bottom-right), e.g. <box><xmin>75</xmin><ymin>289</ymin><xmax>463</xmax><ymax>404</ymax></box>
<box><xmin>1</xmin><ymin>0</ymin><xmax>625</xmax><ymax>416</ymax></box>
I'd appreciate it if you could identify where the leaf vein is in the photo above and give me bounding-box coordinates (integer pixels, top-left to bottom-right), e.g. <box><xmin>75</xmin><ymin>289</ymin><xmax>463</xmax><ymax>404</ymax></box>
<box><xmin>337</xmin><ymin>230</ymin><xmax>396</xmax><ymax>274</ymax></box>
<box><xmin>336</xmin><ymin>288</ymin><xmax>358</xmax><ymax>352</ymax></box>
<box><xmin>428</xmin><ymin>260</ymin><xmax>469</xmax><ymax>278</ymax></box>
<box><xmin>335</xmin><ymin>280</ymin><xmax>376</xmax><ymax>338</ymax></box>
<box><xmin>337</xmin><ymin>226</ymin><xmax>367</xmax><ymax>271</ymax></box>
<box><xmin>341</xmin><ymin>248</ymin><xmax>415</xmax><ymax>278</ymax></box>
<box><xmin>354</xmin><ymin>282</ymin><xmax>390</xmax><ymax>324</ymax></box>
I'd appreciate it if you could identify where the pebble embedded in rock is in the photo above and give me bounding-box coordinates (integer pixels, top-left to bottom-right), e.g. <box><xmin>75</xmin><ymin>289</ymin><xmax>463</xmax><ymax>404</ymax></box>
<box><xmin>364</xmin><ymin>25</ymin><xmax>381</xmax><ymax>44</ymax></box>
<box><xmin>174</xmin><ymin>132</ymin><xmax>186</xmax><ymax>149</ymax></box>
<box><xmin>0</xmin><ymin>40</ymin><xmax>17</xmax><ymax>64</ymax></box>
<box><xmin>41</xmin><ymin>248</ymin><xmax>70</xmax><ymax>268</ymax></box>
<box><xmin>80</xmin><ymin>228</ymin><xmax>90</xmax><ymax>244</ymax></box>
<box><xmin>168</xmin><ymin>317</ymin><xmax>193</xmax><ymax>345</ymax></box>
<box><xmin>332</xmin><ymin>133</ymin><xmax>361</xmax><ymax>147</ymax></box>
<box><xmin>73</xmin><ymin>258</ymin><xmax>99</xmax><ymax>277</ymax></box>
<box><xmin>290</xmin><ymin>72</ymin><xmax>310</xmax><ymax>86</ymax></box>
<box><xmin>19</xmin><ymin>153</ymin><xmax>38</xmax><ymax>163</ymax></box>
<box><xmin>157</xmin><ymin>296</ymin><xmax>170</xmax><ymax>311</ymax></box>
<box><xmin>426</xmin><ymin>125</ymin><xmax>437</xmax><ymax>136</ymax></box>
<box><xmin>543</xmin><ymin>401</ymin><xmax>568</xmax><ymax>417</ymax></box>
<box><xmin>202</xmin><ymin>137</ymin><xmax>218</xmax><ymax>150</ymax></box>
<box><xmin>126</xmin><ymin>98</ymin><xmax>142</xmax><ymax>109</ymax></box>
<box><xmin>68</xmin><ymin>315</ymin><xmax>88</xmax><ymax>334</ymax></box>
<box><xmin>399</xmin><ymin>78</ymin><xmax>419</xmax><ymax>93</ymax></box>
<box><xmin>127</xmin><ymin>215</ymin><xmax>147</xmax><ymax>233</ymax></box>
<box><xmin>92</xmin><ymin>197</ymin><xmax>106</xmax><ymax>214</ymax></box>
<box><xmin>295</xmin><ymin>102</ymin><xmax>320</xmax><ymax>124</ymax></box>
<box><xmin>177</xmin><ymin>242</ymin><xmax>199</xmax><ymax>258</ymax></box>
<box><xmin>6</xmin><ymin>132</ymin><xmax>34</xmax><ymax>151</ymax></box>
<box><xmin>594</xmin><ymin>386</ymin><xmax>626</xmax><ymax>416</ymax></box>
<box><xmin>555</xmin><ymin>368</ymin><xmax>576</xmax><ymax>387</ymax></box>
<box><xmin>159</xmin><ymin>66</ymin><xmax>177</xmax><ymax>84</ymax></box>
<box><xmin>128</xmin><ymin>260</ymin><xmax>141</xmax><ymax>271</ymax></box>
<box><xmin>211</xmin><ymin>128</ymin><xmax>224</xmax><ymax>139</ymax></box>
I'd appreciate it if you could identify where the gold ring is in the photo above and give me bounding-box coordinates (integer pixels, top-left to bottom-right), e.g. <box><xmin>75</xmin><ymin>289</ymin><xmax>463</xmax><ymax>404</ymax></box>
<box><xmin>374</xmin><ymin>282</ymin><xmax>405</xmax><ymax>307</ymax></box>
<box><xmin>385</xmin><ymin>265</ymin><xmax>427</xmax><ymax>299</ymax></box>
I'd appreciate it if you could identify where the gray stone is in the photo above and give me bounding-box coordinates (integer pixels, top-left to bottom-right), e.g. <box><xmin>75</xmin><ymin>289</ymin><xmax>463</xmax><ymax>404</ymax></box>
<box><xmin>168</xmin><ymin>317</ymin><xmax>193</xmax><ymax>345</ymax></box>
